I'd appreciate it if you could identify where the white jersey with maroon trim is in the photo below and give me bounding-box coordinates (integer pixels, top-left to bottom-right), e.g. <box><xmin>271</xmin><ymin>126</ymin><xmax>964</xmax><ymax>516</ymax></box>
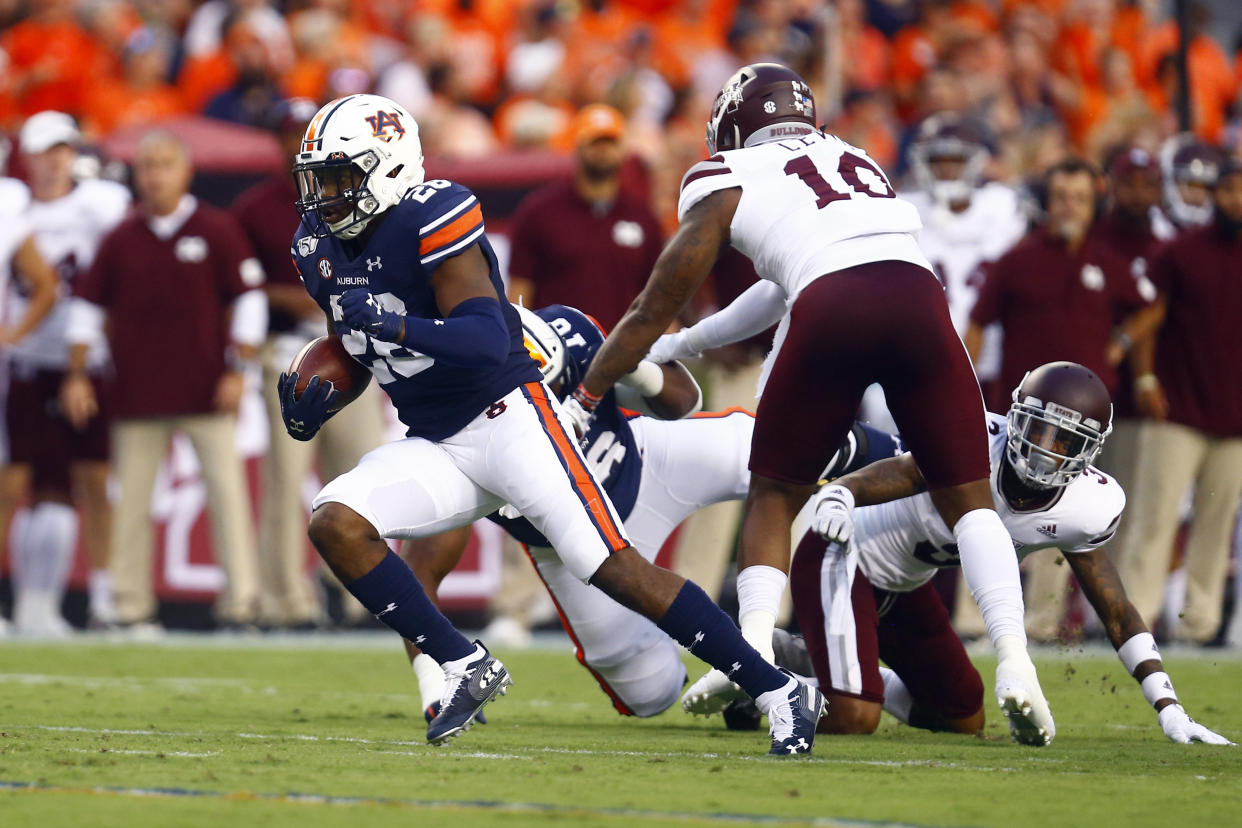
<box><xmin>6</xmin><ymin>179</ymin><xmax>130</xmax><ymax>370</ymax></box>
<box><xmin>678</xmin><ymin>131</ymin><xmax>932</xmax><ymax>301</ymax></box>
<box><xmin>904</xmin><ymin>183</ymin><xmax>1025</xmax><ymax>381</ymax></box>
<box><xmin>855</xmin><ymin>412</ymin><xmax>1126</xmax><ymax>593</ymax></box>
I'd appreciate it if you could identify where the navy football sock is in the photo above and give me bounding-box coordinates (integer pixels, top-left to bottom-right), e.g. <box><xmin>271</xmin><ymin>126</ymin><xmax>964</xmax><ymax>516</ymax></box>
<box><xmin>657</xmin><ymin>581</ymin><xmax>787</xmax><ymax>698</ymax></box>
<box><xmin>345</xmin><ymin>551</ymin><xmax>475</xmax><ymax>664</ymax></box>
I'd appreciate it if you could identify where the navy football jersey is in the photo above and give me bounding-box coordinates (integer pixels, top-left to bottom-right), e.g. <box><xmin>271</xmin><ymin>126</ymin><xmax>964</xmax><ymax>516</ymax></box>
<box><xmin>291</xmin><ymin>180</ymin><xmax>541</xmax><ymax>440</ymax></box>
<box><xmin>492</xmin><ymin>305</ymin><xmax>643</xmax><ymax>547</ymax></box>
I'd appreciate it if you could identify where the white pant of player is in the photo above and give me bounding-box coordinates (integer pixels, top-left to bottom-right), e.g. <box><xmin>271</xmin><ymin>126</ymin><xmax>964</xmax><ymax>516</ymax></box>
<box><xmin>314</xmin><ymin>381</ymin><xmax>629</xmax><ymax>582</ymax></box>
<box><xmin>316</xmin><ymin>396</ymin><xmax>754</xmax><ymax>717</ymax></box>
<box><xmin>526</xmin><ymin>410</ymin><xmax>754</xmax><ymax>716</ymax></box>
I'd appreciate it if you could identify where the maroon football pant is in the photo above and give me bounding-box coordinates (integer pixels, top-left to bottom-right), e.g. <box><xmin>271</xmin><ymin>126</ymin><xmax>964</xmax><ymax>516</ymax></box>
<box><xmin>7</xmin><ymin>366</ymin><xmax>111</xmax><ymax>494</ymax></box>
<box><xmin>750</xmin><ymin>260</ymin><xmax>990</xmax><ymax>489</ymax></box>
<box><xmin>790</xmin><ymin>530</ymin><xmax>983</xmax><ymax>720</ymax></box>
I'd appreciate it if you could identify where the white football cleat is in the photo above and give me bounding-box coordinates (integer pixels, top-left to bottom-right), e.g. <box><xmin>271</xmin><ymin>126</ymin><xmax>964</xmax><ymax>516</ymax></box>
<box><xmin>681</xmin><ymin>668</ymin><xmax>748</xmax><ymax>716</ymax></box>
<box><xmin>995</xmin><ymin>655</ymin><xmax>1055</xmax><ymax>747</ymax></box>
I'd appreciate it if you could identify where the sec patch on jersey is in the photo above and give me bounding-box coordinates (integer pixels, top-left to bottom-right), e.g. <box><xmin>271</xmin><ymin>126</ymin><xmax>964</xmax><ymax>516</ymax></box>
<box><xmin>288</xmin><ymin>335</ymin><xmax>372</xmax><ymax>411</ymax></box>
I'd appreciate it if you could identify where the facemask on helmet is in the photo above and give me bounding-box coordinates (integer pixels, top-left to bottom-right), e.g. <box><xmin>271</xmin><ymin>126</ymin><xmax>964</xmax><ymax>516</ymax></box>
<box><xmin>908</xmin><ymin>114</ymin><xmax>990</xmax><ymax>206</ymax></box>
<box><xmin>294</xmin><ymin>94</ymin><xmax>425</xmax><ymax>239</ymax></box>
<box><xmin>1006</xmin><ymin>363</ymin><xmax>1113</xmax><ymax>489</ymax></box>
<box><xmin>1160</xmin><ymin>133</ymin><xmax>1219</xmax><ymax>229</ymax></box>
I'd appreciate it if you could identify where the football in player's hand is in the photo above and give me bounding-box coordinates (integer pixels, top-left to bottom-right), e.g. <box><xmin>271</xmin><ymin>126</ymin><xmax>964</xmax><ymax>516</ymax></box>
<box><xmin>288</xmin><ymin>336</ymin><xmax>372</xmax><ymax>412</ymax></box>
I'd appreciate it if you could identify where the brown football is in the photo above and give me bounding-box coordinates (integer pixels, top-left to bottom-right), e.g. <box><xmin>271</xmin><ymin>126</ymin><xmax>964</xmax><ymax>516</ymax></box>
<box><xmin>288</xmin><ymin>335</ymin><xmax>372</xmax><ymax>412</ymax></box>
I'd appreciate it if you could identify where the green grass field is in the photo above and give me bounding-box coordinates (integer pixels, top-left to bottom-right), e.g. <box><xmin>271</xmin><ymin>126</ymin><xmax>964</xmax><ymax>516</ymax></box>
<box><xmin>1</xmin><ymin>635</ymin><xmax>1239</xmax><ymax>827</ymax></box>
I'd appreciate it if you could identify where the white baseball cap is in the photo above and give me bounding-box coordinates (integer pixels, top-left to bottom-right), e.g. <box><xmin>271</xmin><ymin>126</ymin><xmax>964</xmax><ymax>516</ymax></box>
<box><xmin>19</xmin><ymin>111</ymin><xmax>81</xmax><ymax>155</ymax></box>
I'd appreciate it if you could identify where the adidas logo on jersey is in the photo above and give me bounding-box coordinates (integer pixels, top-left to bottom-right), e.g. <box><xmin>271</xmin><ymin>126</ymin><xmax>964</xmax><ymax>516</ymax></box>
<box><xmin>1037</xmin><ymin>524</ymin><xmax>1057</xmax><ymax>538</ymax></box>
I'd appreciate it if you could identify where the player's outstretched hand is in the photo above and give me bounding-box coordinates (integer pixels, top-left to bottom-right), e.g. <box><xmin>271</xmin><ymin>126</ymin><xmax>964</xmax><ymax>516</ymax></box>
<box><xmin>995</xmin><ymin>644</ymin><xmax>1055</xmax><ymax>747</ymax></box>
<box><xmin>647</xmin><ymin>330</ymin><xmax>700</xmax><ymax>363</ymax></box>
<box><xmin>810</xmin><ymin>484</ymin><xmax>855</xmax><ymax>546</ymax></box>
<box><xmin>1158</xmin><ymin>705</ymin><xmax>1235</xmax><ymax>745</ymax></box>
<box><xmin>278</xmin><ymin>371</ymin><xmax>338</xmax><ymax>442</ymax></box>
<box><xmin>681</xmin><ymin>668</ymin><xmax>747</xmax><ymax>716</ymax></box>
<box><xmin>340</xmin><ymin>289</ymin><xmax>404</xmax><ymax>342</ymax></box>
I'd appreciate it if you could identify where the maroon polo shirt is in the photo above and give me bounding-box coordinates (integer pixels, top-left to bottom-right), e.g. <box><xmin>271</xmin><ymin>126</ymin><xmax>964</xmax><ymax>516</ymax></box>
<box><xmin>76</xmin><ymin>202</ymin><xmax>257</xmax><ymax>419</ymax></box>
<box><xmin>507</xmin><ymin>180</ymin><xmax>663</xmax><ymax>330</ymax></box>
<box><xmin>232</xmin><ymin>174</ymin><xmax>302</xmax><ymax>334</ymax></box>
<box><xmin>1091</xmin><ymin>211</ymin><xmax>1164</xmax><ymax>417</ymax></box>
<box><xmin>970</xmin><ymin>226</ymin><xmax>1150</xmax><ymax>404</ymax></box>
<box><xmin>1148</xmin><ymin>223</ymin><xmax>1242</xmax><ymax>437</ymax></box>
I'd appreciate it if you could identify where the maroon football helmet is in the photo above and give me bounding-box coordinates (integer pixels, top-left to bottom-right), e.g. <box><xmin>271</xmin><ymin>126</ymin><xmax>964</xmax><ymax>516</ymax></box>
<box><xmin>1006</xmin><ymin>362</ymin><xmax>1113</xmax><ymax>488</ymax></box>
<box><xmin>705</xmin><ymin>63</ymin><xmax>816</xmax><ymax>155</ymax></box>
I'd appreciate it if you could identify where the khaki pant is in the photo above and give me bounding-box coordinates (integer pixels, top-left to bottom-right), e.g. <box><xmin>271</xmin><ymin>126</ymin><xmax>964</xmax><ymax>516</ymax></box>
<box><xmin>259</xmin><ymin>338</ymin><xmax>387</xmax><ymax>624</ymax></box>
<box><xmin>669</xmin><ymin>355</ymin><xmax>764</xmax><ymax>603</ymax></box>
<box><xmin>1113</xmin><ymin>421</ymin><xmax>1242</xmax><ymax>641</ymax></box>
<box><xmin>111</xmin><ymin>414</ymin><xmax>259</xmax><ymax>624</ymax></box>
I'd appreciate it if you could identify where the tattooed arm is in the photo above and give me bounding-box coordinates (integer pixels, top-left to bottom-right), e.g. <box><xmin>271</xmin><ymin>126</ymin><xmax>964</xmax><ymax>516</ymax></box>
<box><xmin>579</xmin><ymin>188</ymin><xmax>741</xmax><ymax>399</ymax></box>
<box><xmin>1066</xmin><ymin>548</ymin><xmax>1233</xmax><ymax>743</ymax></box>
<box><xmin>831</xmin><ymin>453</ymin><xmax>927</xmax><ymax>507</ymax></box>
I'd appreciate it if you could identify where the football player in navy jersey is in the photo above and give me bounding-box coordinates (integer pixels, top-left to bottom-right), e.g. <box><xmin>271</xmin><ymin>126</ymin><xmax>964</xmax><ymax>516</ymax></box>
<box><xmin>279</xmin><ymin>94</ymin><xmax>826</xmax><ymax>754</ymax></box>
<box><xmin>398</xmin><ymin>304</ymin><xmax>904</xmax><ymax>723</ymax></box>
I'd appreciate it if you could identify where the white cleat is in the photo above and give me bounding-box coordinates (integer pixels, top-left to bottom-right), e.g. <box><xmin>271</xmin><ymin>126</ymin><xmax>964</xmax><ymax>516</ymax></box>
<box><xmin>681</xmin><ymin>668</ymin><xmax>748</xmax><ymax>716</ymax></box>
<box><xmin>995</xmin><ymin>661</ymin><xmax>1055</xmax><ymax>746</ymax></box>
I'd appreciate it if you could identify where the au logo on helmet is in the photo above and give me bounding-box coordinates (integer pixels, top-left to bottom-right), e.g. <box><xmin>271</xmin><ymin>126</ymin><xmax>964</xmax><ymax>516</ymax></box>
<box><xmin>364</xmin><ymin>111</ymin><xmax>406</xmax><ymax>142</ymax></box>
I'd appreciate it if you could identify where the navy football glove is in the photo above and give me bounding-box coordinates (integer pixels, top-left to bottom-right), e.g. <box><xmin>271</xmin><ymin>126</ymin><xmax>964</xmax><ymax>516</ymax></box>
<box><xmin>340</xmin><ymin>289</ymin><xmax>404</xmax><ymax>343</ymax></box>
<box><xmin>278</xmin><ymin>371</ymin><xmax>338</xmax><ymax>442</ymax></box>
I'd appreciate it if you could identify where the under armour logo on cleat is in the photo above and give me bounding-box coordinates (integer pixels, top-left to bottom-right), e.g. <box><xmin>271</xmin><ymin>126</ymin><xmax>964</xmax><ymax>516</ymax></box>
<box><xmin>376</xmin><ymin>602</ymin><xmax>398</xmax><ymax>617</ymax></box>
<box><xmin>786</xmin><ymin>738</ymin><xmax>809</xmax><ymax>753</ymax></box>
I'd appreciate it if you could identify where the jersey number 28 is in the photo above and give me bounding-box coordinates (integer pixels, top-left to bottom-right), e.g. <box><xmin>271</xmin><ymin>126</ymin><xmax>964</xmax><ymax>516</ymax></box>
<box><xmin>784</xmin><ymin>152</ymin><xmax>896</xmax><ymax>208</ymax></box>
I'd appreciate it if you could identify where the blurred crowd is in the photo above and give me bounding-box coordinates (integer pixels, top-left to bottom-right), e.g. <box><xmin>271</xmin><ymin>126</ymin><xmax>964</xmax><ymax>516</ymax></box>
<box><xmin>3</xmin><ymin>0</ymin><xmax>1242</xmax><ymax>227</ymax></box>
<box><xmin>0</xmin><ymin>0</ymin><xmax>1241</xmax><ymax>645</ymax></box>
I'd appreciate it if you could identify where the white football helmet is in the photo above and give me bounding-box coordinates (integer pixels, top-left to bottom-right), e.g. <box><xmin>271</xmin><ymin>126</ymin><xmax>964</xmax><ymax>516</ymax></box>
<box><xmin>294</xmin><ymin>93</ymin><xmax>425</xmax><ymax>239</ymax></box>
<box><xmin>514</xmin><ymin>304</ymin><xmax>566</xmax><ymax>385</ymax></box>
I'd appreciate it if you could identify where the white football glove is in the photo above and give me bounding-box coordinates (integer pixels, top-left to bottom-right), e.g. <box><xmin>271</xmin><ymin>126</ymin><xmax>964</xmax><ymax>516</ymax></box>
<box><xmin>559</xmin><ymin>396</ymin><xmax>594</xmax><ymax>441</ymax></box>
<box><xmin>810</xmin><ymin>484</ymin><xmax>855</xmax><ymax>546</ymax></box>
<box><xmin>1158</xmin><ymin>704</ymin><xmax>1235</xmax><ymax>745</ymax></box>
<box><xmin>995</xmin><ymin>647</ymin><xmax>1055</xmax><ymax>746</ymax></box>
<box><xmin>647</xmin><ymin>330</ymin><xmax>700</xmax><ymax>364</ymax></box>
<box><xmin>681</xmin><ymin>668</ymin><xmax>747</xmax><ymax>716</ymax></box>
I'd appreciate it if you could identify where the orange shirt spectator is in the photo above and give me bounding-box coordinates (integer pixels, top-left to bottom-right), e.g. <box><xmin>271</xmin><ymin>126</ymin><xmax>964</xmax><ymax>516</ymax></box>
<box><xmin>2</xmin><ymin>1</ymin><xmax>106</xmax><ymax>118</ymax></box>
<box><xmin>178</xmin><ymin>52</ymin><xmax>236</xmax><ymax>113</ymax></box>
<box><xmin>1140</xmin><ymin>23</ymin><xmax>1236</xmax><ymax>144</ymax></box>
<box><xmin>85</xmin><ymin>29</ymin><xmax>186</xmax><ymax>137</ymax></box>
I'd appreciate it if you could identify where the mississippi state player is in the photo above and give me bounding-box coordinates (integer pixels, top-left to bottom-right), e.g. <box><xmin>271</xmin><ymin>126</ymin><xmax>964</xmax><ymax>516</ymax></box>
<box><xmin>787</xmin><ymin>362</ymin><xmax>1230</xmax><ymax>745</ymax></box>
<box><xmin>401</xmin><ymin>303</ymin><xmax>904</xmax><ymax>722</ymax></box>
<box><xmin>7</xmin><ymin>111</ymin><xmax>130</xmax><ymax>634</ymax></box>
<box><xmin>572</xmin><ymin>63</ymin><xmax>1054</xmax><ymax>744</ymax></box>
<box><xmin>283</xmin><ymin>93</ymin><xmax>825</xmax><ymax>753</ymax></box>
<box><xmin>904</xmin><ymin>114</ymin><xmax>1025</xmax><ymax>385</ymax></box>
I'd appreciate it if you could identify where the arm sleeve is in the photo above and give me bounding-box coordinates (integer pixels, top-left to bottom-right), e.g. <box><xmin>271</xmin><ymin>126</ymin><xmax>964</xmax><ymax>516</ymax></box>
<box><xmin>398</xmin><ymin>296</ymin><xmax>509</xmax><ymax>368</ymax></box>
<box><xmin>229</xmin><ymin>288</ymin><xmax>268</xmax><ymax>346</ymax></box>
<box><xmin>683</xmin><ymin>279</ymin><xmax>787</xmax><ymax>353</ymax></box>
<box><xmin>677</xmin><ymin>156</ymin><xmax>742</xmax><ymax>220</ymax></box>
<box><xmin>215</xmin><ymin>214</ymin><xmax>266</xmax><ymax>300</ymax></box>
<box><xmin>65</xmin><ymin>297</ymin><xmax>106</xmax><ymax>347</ymax></box>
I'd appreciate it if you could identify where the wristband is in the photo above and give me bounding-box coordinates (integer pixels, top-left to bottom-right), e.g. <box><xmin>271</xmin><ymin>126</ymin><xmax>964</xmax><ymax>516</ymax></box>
<box><xmin>571</xmin><ymin>383</ymin><xmax>603</xmax><ymax>413</ymax></box>
<box><xmin>1134</xmin><ymin>373</ymin><xmax>1160</xmax><ymax>392</ymax></box>
<box><xmin>618</xmin><ymin>360</ymin><xmax>664</xmax><ymax>397</ymax></box>
<box><xmin>1112</xmin><ymin>330</ymin><xmax>1132</xmax><ymax>352</ymax></box>
<box><xmin>1118</xmin><ymin>632</ymin><xmax>1161</xmax><ymax>675</ymax></box>
<box><xmin>1140</xmin><ymin>671</ymin><xmax>1178</xmax><ymax>708</ymax></box>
